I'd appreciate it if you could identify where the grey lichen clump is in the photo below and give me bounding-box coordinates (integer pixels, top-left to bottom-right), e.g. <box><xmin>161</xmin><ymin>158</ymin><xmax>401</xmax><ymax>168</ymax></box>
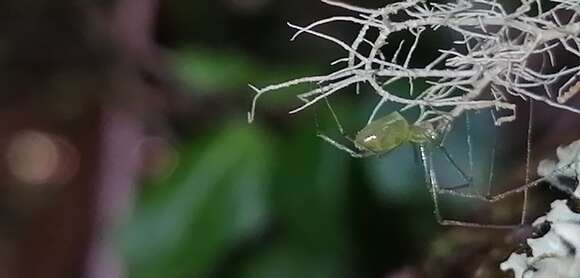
<box><xmin>538</xmin><ymin>140</ymin><xmax>580</xmax><ymax>198</ymax></box>
<box><xmin>501</xmin><ymin>139</ymin><xmax>580</xmax><ymax>278</ymax></box>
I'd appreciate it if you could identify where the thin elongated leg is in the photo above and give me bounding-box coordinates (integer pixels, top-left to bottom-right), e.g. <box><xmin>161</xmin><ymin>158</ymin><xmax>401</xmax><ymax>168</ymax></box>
<box><xmin>317</xmin><ymin>133</ymin><xmax>373</xmax><ymax>158</ymax></box>
<box><xmin>436</xmin><ymin>176</ymin><xmax>542</xmax><ymax>203</ymax></box>
<box><xmin>419</xmin><ymin>144</ymin><xmax>523</xmax><ymax>229</ymax></box>
<box><xmin>315</xmin><ymin>97</ymin><xmax>373</xmax><ymax>158</ymax></box>
<box><xmin>424</xmin><ymin>113</ymin><xmax>532</xmax><ymax>227</ymax></box>
<box><xmin>486</xmin><ymin>128</ymin><xmax>497</xmax><ymax>196</ymax></box>
<box><xmin>521</xmin><ymin>99</ymin><xmax>534</xmax><ymax>224</ymax></box>
<box><xmin>432</xmin><ymin>119</ymin><xmax>474</xmax><ymax>190</ymax></box>
<box><xmin>436</xmin><ymin>160</ymin><xmax>578</xmax><ymax>203</ymax></box>
<box><xmin>437</xmin><ymin>145</ymin><xmax>473</xmax><ymax>189</ymax></box>
<box><xmin>323</xmin><ymin>97</ymin><xmax>347</xmax><ymax>136</ymax></box>
<box><xmin>437</xmin><ymin>115</ymin><xmax>576</xmax><ymax>204</ymax></box>
<box><xmin>465</xmin><ymin>111</ymin><xmax>475</xmax><ymax>179</ymax></box>
<box><xmin>434</xmin><ymin>103</ymin><xmax>542</xmax><ymax>226</ymax></box>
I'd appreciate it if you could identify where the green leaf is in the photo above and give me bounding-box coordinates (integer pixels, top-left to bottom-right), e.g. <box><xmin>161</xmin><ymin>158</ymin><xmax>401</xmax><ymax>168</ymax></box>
<box><xmin>121</xmin><ymin>122</ymin><xmax>273</xmax><ymax>278</ymax></box>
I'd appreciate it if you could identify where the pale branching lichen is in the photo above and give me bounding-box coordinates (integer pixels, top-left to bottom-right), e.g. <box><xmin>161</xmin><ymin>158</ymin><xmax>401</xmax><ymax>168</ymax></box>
<box><xmin>538</xmin><ymin>139</ymin><xmax>580</xmax><ymax>198</ymax></box>
<box><xmin>249</xmin><ymin>0</ymin><xmax>580</xmax><ymax>134</ymax></box>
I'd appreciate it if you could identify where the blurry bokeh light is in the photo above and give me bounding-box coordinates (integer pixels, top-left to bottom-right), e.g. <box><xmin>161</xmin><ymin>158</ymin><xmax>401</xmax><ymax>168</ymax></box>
<box><xmin>5</xmin><ymin>130</ymin><xmax>78</xmax><ymax>187</ymax></box>
<box><xmin>138</xmin><ymin>137</ymin><xmax>178</xmax><ymax>181</ymax></box>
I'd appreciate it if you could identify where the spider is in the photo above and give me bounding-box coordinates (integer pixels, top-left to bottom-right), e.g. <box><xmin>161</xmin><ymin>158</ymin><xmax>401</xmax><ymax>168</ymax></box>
<box><xmin>316</xmin><ymin>107</ymin><xmax>575</xmax><ymax>228</ymax></box>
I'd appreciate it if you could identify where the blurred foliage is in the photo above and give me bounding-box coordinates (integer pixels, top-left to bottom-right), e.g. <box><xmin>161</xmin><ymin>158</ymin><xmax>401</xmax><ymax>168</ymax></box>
<box><xmin>171</xmin><ymin>47</ymin><xmax>321</xmax><ymax>94</ymax></box>
<box><xmin>123</xmin><ymin>122</ymin><xmax>274</xmax><ymax>277</ymax></box>
<box><xmin>122</xmin><ymin>118</ymin><xmax>357</xmax><ymax>278</ymax></box>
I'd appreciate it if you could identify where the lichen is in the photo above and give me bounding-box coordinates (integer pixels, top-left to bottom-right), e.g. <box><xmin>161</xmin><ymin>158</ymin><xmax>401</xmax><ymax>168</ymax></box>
<box><xmin>501</xmin><ymin>139</ymin><xmax>580</xmax><ymax>278</ymax></box>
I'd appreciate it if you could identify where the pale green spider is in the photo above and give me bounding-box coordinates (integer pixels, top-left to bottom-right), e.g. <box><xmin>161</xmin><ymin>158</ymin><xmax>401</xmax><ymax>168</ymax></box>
<box><xmin>317</xmin><ymin>111</ymin><xmax>440</xmax><ymax>158</ymax></box>
<box><xmin>317</xmin><ymin>108</ymin><xmax>572</xmax><ymax>229</ymax></box>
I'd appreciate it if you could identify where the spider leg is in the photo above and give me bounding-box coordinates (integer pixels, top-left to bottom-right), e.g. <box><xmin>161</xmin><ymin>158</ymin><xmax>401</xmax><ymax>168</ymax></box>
<box><xmin>419</xmin><ymin>144</ymin><xmax>523</xmax><ymax>229</ymax></box>
<box><xmin>436</xmin><ymin>101</ymin><xmax>540</xmax><ymax>225</ymax></box>
<box><xmin>315</xmin><ymin>97</ymin><xmax>374</xmax><ymax>158</ymax></box>
<box><xmin>520</xmin><ymin>99</ymin><xmax>535</xmax><ymax>224</ymax></box>
<box><xmin>432</xmin><ymin>118</ymin><xmax>474</xmax><ymax>190</ymax></box>
<box><xmin>317</xmin><ymin>133</ymin><xmax>373</xmax><ymax>158</ymax></box>
<box><xmin>322</xmin><ymin>97</ymin><xmax>360</xmax><ymax>143</ymax></box>
<box><xmin>437</xmin><ymin>145</ymin><xmax>474</xmax><ymax>189</ymax></box>
<box><xmin>323</xmin><ymin>97</ymin><xmax>346</xmax><ymax>136</ymax></box>
<box><xmin>436</xmin><ymin>176</ymin><xmax>544</xmax><ymax>203</ymax></box>
<box><xmin>436</xmin><ymin>158</ymin><xmax>580</xmax><ymax>204</ymax></box>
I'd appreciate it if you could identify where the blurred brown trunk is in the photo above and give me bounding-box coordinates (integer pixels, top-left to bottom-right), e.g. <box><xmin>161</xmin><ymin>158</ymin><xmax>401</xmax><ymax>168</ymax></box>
<box><xmin>0</xmin><ymin>0</ymin><xmax>164</xmax><ymax>277</ymax></box>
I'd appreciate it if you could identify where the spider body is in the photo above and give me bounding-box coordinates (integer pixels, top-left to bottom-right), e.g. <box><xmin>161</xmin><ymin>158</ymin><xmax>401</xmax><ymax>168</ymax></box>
<box><xmin>354</xmin><ymin>111</ymin><xmax>437</xmax><ymax>154</ymax></box>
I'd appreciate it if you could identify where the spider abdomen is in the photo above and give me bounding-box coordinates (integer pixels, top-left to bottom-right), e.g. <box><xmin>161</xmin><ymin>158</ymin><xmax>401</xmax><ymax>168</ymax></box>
<box><xmin>354</xmin><ymin>111</ymin><xmax>411</xmax><ymax>153</ymax></box>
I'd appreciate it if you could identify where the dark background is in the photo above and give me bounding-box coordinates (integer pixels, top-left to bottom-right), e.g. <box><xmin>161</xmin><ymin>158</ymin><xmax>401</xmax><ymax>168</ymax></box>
<box><xmin>0</xmin><ymin>0</ymin><xmax>579</xmax><ymax>277</ymax></box>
